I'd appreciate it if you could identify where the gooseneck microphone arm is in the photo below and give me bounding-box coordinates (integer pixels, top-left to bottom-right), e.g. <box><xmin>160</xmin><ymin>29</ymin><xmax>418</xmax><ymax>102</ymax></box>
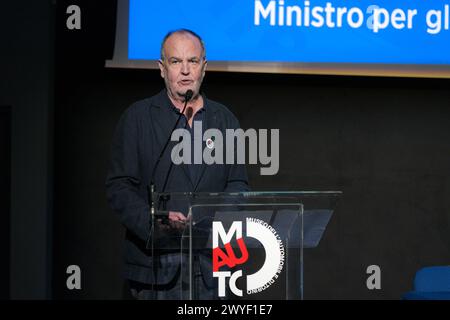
<box><xmin>146</xmin><ymin>90</ymin><xmax>193</xmax><ymax>247</ymax></box>
<box><xmin>159</xmin><ymin>90</ymin><xmax>193</xmax><ymax>194</ymax></box>
<box><xmin>150</xmin><ymin>89</ymin><xmax>193</xmax><ymax>193</ymax></box>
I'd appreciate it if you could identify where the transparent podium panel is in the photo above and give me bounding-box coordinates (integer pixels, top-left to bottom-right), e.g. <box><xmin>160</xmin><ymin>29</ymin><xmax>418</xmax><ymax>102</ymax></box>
<box><xmin>150</xmin><ymin>192</ymin><xmax>341</xmax><ymax>300</ymax></box>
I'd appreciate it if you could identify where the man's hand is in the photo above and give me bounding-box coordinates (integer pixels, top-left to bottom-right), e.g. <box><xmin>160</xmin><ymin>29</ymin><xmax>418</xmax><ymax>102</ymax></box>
<box><xmin>168</xmin><ymin>211</ymin><xmax>187</xmax><ymax>223</ymax></box>
<box><xmin>166</xmin><ymin>211</ymin><xmax>187</xmax><ymax>231</ymax></box>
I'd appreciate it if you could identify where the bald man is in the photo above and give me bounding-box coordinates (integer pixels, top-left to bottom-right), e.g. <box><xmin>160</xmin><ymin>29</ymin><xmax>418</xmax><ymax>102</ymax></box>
<box><xmin>106</xmin><ymin>29</ymin><xmax>249</xmax><ymax>300</ymax></box>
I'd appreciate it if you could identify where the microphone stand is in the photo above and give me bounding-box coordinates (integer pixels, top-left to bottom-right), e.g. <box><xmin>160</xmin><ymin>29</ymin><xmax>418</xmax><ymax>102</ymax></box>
<box><xmin>146</xmin><ymin>90</ymin><xmax>194</xmax><ymax>296</ymax></box>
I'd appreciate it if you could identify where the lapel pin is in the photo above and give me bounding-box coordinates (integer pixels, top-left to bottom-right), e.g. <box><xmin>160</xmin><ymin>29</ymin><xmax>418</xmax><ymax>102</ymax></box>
<box><xmin>206</xmin><ymin>138</ymin><xmax>214</xmax><ymax>149</ymax></box>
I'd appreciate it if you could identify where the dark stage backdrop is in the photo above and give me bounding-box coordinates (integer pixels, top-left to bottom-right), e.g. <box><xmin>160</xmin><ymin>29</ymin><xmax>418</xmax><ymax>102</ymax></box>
<box><xmin>53</xmin><ymin>1</ymin><xmax>450</xmax><ymax>299</ymax></box>
<box><xmin>0</xmin><ymin>106</ymin><xmax>11</xmax><ymax>300</ymax></box>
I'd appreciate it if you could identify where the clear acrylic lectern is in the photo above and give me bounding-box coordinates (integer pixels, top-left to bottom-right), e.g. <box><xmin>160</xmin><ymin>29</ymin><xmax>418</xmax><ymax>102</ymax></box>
<box><xmin>149</xmin><ymin>191</ymin><xmax>341</xmax><ymax>300</ymax></box>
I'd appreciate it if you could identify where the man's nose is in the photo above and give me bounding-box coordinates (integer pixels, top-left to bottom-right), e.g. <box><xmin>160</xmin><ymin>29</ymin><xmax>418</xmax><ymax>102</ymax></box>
<box><xmin>181</xmin><ymin>62</ymin><xmax>190</xmax><ymax>75</ymax></box>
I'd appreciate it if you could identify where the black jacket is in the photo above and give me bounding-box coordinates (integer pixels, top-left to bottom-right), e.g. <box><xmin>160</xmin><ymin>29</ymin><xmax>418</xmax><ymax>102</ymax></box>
<box><xmin>106</xmin><ymin>89</ymin><xmax>249</xmax><ymax>284</ymax></box>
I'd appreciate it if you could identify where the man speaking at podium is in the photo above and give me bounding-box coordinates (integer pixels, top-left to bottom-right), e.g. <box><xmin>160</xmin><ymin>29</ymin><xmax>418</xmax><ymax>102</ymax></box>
<box><xmin>106</xmin><ymin>29</ymin><xmax>249</xmax><ymax>299</ymax></box>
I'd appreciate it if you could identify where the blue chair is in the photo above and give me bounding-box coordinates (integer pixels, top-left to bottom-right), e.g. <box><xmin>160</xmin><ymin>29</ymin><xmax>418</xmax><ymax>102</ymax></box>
<box><xmin>403</xmin><ymin>266</ymin><xmax>450</xmax><ymax>300</ymax></box>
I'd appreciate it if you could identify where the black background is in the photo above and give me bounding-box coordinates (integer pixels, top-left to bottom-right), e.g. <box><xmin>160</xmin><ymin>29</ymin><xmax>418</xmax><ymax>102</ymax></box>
<box><xmin>2</xmin><ymin>0</ymin><xmax>450</xmax><ymax>299</ymax></box>
<box><xmin>0</xmin><ymin>106</ymin><xmax>11</xmax><ymax>300</ymax></box>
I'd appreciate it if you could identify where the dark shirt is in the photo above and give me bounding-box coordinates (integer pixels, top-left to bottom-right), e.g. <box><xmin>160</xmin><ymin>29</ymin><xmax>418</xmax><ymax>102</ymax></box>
<box><xmin>167</xmin><ymin>98</ymin><xmax>206</xmax><ymax>186</ymax></box>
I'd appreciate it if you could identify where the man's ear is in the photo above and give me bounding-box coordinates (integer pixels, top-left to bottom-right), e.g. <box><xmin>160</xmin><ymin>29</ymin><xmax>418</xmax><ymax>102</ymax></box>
<box><xmin>202</xmin><ymin>60</ymin><xmax>208</xmax><ymax>78</ymax></box>
<box><xmin>158</xmin><ymin>59</ymin><xmax>165</xmax><ymax>78</ymax></box>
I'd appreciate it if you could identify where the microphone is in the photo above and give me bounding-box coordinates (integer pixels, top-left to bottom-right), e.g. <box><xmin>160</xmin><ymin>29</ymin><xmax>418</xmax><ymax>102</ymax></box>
<box><xmin>146</xmin><ymin>89</ymin><xmax>194</xmax><ymax>247</ymax></box>
<box><xmin>184</xmin><ymin>89</ymin><xmax>193</xmax><ymax>103</ymax></box>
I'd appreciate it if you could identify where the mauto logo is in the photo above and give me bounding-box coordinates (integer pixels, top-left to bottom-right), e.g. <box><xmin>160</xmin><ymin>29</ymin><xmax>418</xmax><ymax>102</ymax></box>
<box><xmin>212</xmin><ymin>218</ymin><xmax>285</xmax><ymax>297</ymax></box>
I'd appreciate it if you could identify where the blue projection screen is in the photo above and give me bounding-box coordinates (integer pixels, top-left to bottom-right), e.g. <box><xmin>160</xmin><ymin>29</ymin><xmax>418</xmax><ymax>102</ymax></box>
<box><xmin>106</xmin><ymin>0</ymin><xmax>450</xmax><ymax>78</ymax></box>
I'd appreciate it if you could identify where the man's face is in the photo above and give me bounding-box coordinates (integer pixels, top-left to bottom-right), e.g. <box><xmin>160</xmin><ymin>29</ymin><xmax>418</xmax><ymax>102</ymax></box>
<box><xmin>159</xmin><ymin>33</ymin><xmax>207</xmax><ymax>101</ymax></box>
